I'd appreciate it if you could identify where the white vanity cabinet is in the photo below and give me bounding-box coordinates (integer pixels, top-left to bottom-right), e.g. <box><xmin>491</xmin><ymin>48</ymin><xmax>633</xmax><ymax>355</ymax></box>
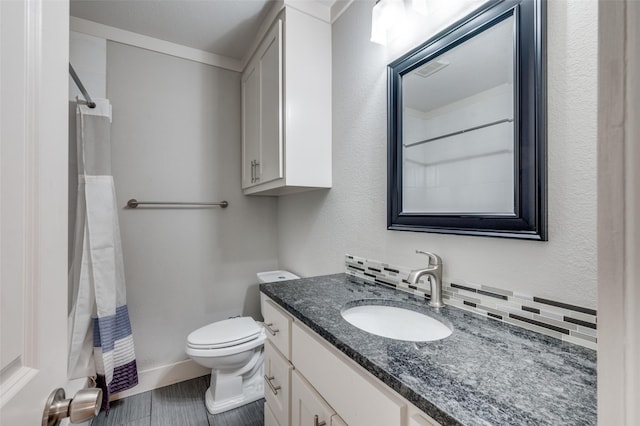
<box><xmin>241</xmin><ymin>6</ymin><xmax>331</xmax><ymax>196</ymax></box>
<box><xmin>261</xmin><ymin>294</ymin><xmax>443</xmax><ymax>426</ymax></box>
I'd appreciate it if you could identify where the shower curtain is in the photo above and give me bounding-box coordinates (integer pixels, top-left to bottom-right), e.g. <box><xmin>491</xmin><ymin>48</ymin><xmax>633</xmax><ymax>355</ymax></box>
<box><xmin>68</xmin><ymin>99</ymin><xmax>138</xmax><ymax>413</ymax></box>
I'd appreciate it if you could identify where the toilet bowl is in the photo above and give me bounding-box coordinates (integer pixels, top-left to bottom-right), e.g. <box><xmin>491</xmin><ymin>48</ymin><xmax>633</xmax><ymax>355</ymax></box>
<box><xmin>186</xmin><ymin>316</ymin><xmax>266</xmax><ymax>415</ymax></box>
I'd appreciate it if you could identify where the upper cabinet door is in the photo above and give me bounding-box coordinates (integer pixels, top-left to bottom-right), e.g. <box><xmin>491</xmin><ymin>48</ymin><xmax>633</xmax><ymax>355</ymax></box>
<box><xmin>241</xmin><ymin>20</ymin><xmax>283</xmax><ymax>189</ymax></box>
<box><xmin>258</xmin><ymin>20</ymin><xmax>284</xmax><ymax>185</ymax></box>
<box><xmin>242</xmin><ymin>62</ymin><xmax>260</xmax><ymax>189</ymax></box>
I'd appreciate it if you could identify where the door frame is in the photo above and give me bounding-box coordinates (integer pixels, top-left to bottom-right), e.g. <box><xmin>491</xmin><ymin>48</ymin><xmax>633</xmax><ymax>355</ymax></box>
<box><xmin>597</xmin><ymin>0</ymin><xmax>640</xmax><ymax>424</ymax></box>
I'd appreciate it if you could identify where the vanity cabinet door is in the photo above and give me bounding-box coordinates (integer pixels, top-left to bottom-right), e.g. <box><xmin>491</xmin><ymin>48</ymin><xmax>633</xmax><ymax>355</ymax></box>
<box><xmin>264</xmin><ymin>340</ymin><xmax>292</xmax><ymax>426</ymax></box>
<box><xmin>291</xmin><ymin>370</ymin><xmax>335</xmax><ymax>426</ymax></box>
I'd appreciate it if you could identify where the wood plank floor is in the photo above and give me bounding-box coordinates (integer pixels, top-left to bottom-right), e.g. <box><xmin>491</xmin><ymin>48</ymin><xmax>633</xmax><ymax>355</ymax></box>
<box><xmin>92</xmin><ymin>375</ymin><xmax>264</xmax><ymax>426</ymax></box>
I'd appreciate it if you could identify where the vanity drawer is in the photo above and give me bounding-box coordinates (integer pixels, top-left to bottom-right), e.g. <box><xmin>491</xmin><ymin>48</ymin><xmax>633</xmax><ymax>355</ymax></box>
<box><xmin>264</xmin><ymin>339</ymin><xmax>292</xmax><ymax>426</ymax></box>
<box><xmin>262</xmin><ymin>296</ymin><xmax>293</xmax><ymax>359</ymax></box>
<box><xmin>292</xmin><ymin>322</ymin><xmax>406</xmax><ymax>426</ymax></box>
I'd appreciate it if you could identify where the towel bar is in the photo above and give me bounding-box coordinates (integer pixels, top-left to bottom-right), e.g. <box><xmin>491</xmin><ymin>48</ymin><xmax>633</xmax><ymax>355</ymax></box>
<box><xmin>126</xmin><ymin>199</ymin><xmax>228</xmax><ymax>208</ymax></box>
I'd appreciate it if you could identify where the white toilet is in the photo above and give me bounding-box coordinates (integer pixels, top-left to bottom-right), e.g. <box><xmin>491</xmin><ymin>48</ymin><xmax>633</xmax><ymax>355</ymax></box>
<box><xmin>186</xmin><ymin>270</ymin><xmax>299</xmax><ymax>415</ymax></box>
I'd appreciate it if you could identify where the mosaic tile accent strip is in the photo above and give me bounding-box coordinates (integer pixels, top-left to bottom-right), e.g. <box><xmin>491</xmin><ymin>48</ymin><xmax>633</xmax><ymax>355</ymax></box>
<box><xmin>345</xmin><ymin>254</ymin><xmax>597</xmax><ymax>350</ymax></box>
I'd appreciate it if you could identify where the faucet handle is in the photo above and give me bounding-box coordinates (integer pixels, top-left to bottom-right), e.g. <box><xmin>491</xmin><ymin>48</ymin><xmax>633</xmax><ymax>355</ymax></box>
<box><xmin>416</xmin><ymin>250</ymin><xmax>442</xmax><ymax>266</ymax></box>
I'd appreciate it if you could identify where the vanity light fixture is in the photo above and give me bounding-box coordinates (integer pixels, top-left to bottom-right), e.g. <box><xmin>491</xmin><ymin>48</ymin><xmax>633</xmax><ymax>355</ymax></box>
<box><xmin>370</xmin><ymin>0</ymin><xmax>405</xmax><ymax>45</ymax></box>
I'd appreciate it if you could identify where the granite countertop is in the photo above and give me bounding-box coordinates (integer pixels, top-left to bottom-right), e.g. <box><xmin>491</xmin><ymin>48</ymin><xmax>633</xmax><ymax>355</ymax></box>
<box><xmin>260</xmin><ymin>273</ymin><xmax>596</xmax><ymax>426</ymax></box>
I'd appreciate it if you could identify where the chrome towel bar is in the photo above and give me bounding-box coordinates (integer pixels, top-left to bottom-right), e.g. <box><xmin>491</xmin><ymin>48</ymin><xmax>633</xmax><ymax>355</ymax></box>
<box><xmin>126</xmin><ymin>199</ymin><xmax>228</xmax><ymax>208</ymax></box>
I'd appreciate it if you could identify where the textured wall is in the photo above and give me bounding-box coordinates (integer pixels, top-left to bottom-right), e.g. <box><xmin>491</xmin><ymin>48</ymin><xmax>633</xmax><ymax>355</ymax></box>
<box><xmin>106</xmin><ymin>42</ymin><xmax>279</xmax><ymax>370</ymax></box>
<box><xmin>277</xmin><ymin>0</ymin><xmax>598</xmax><ymax>308</ymax></box>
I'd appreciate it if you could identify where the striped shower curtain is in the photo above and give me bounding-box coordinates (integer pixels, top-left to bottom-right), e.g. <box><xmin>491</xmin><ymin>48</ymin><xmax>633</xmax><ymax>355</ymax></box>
<box><xmin>68</xmin><ymin>99</ymin><xmax>138</xmax><ymax>413</ymax></box>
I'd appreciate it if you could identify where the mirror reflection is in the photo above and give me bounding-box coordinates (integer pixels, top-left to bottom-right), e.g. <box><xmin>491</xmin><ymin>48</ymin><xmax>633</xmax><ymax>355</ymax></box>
<box><xmin>402</xmin><ymin>15</ymin><xmax>515</xmax><ymax>214</ymax></box>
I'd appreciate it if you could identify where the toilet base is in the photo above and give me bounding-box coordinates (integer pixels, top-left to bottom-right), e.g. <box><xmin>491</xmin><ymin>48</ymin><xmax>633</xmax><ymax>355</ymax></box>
<box><xmin>205</xmin><ymin>383</ymin><xmax>264</xmax><ymax>415</ymax></box>
<box><xmin>204</xmin><ymin>349</ymin><xmax>265</xmax><ymax>415</ymax></box>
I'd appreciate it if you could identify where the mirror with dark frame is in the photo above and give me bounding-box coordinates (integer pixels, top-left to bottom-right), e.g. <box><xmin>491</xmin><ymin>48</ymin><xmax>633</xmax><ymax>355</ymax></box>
<box><xmin>387</xmin><ymin>0</ymin><xmax>546</xmax><ymax>240</ymax></box>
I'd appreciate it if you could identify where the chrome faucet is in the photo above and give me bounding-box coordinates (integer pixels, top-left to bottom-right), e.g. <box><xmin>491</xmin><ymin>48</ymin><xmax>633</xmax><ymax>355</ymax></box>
<box><xmin>407</xmin><ymin>250</ymin><xmax>444</xmax><ymax>308</ymax></box>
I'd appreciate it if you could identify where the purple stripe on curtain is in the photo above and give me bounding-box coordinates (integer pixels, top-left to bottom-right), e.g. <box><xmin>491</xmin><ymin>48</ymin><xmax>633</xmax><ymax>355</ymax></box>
<box><xmin>96</xmin><ymin>359</ymin><xmax>139</xmax><ymax>415</ymax></box>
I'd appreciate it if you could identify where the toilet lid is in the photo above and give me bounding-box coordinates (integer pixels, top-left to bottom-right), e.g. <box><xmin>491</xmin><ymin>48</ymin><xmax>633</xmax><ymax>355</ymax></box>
<box><xmin>187</xmin><ymin>317</ymin><xmax>262</xmax><ymax>349</ymax></box>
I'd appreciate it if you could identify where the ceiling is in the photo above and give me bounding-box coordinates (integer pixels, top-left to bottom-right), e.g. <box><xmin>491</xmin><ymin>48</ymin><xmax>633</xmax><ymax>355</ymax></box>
<box><xmin>70</xmin><ymin>0</ymin><xmax>279</xmax><ymax>60</ymax></box>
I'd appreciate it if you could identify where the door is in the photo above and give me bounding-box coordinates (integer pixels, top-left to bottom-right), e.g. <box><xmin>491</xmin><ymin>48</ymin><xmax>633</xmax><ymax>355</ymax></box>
<box><xmin>291</xmin><ymin>370</ymin><xmax>335</xmax><ymax>426</ymax></box>
<box><xmin>1</xmin><ymin>0</ymin><xmax>70</xmax><ymax>423</ymax></box>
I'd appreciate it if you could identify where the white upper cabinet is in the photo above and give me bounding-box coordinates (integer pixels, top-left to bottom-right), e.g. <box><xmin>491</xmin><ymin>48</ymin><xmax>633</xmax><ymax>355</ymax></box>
<box><xmin>241</xmin><ymin>6</ymin><xmax>332</xmax><ymax>195</ymax></box>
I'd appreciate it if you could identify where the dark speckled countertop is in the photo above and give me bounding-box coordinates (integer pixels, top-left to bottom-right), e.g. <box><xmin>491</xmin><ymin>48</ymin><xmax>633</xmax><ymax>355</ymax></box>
<box><xmin>260</xmin><ymin>273</ymin><xmax>596</xmax><ymax>426</ymax></box>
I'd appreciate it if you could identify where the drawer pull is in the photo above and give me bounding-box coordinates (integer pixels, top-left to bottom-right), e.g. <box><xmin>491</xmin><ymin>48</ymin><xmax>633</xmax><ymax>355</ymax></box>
<box><xmin>264</xmin><ymin>375</ymin><xmax>281</xmax><ymax>395</ymax></box>
<box><xmin>265</xmin><ymin>322</ymin><xmax>279</xmax><ymax>335</ymax></box>
<box><xmin>314</xmin><ymin>414</ymin><xmax>326</xmax><ymax>426</ymax></box>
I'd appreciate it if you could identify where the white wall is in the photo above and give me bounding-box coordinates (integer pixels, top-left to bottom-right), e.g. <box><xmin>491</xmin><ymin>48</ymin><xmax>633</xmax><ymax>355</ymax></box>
<box><xmin>69</xmin><ymin>31</ymin><xmax>106</xmax><ymax>100</ymax></box>
<box><xmin>106</xmin><ymin>42</ymin><xmax>279</xmax><ymax>371</ymax></box>
<box><xmin>276</xmin><ymin>0</ymin><xmax>598</xmax><ymax>309</ymax></box>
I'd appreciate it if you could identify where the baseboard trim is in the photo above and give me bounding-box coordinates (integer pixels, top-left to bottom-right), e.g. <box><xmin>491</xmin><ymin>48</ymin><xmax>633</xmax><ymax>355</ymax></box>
<box><xmin>110</xmin><ymin>359</ymin><xmax>209</xmax><ymax>401</ymax></box>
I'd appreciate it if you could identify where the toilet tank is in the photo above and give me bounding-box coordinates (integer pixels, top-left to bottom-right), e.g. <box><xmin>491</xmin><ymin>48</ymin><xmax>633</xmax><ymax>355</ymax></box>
<box><xmin>257</xmin><ymin>270</ymin><xmax>299</xmax><ymax>283</ymax></box>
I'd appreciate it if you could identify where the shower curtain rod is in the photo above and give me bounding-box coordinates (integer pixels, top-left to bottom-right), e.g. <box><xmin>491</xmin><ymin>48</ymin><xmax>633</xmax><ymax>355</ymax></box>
<box><xmin>69</xmin><ymin>63</ymin><xmax>96</xmax><ymax>109</ymax></box>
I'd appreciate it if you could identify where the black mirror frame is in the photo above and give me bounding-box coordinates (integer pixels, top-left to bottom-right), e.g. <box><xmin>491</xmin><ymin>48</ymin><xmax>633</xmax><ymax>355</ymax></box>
<box><xmin>387</xmin><ymin>0</ymin><xmax>547</xmax><ymax>241</ymax></box>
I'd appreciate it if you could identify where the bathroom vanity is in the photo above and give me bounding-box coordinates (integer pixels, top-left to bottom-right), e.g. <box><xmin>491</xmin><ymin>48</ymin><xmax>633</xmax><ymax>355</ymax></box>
<box><xmin>260</xmin><ymin>274</ymin><xmax>596</xmax><ymax>426</ymax></box>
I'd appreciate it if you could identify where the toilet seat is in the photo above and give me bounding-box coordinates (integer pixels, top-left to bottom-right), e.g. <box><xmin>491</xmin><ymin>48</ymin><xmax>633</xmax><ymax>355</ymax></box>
<box><xmin>186</xmin><ymin>332</ymin><xmax>266</xmax><ymax>358</ymax></box>
<box><xmin>186</xmin><ymin>317</ymin><xmax>266</xmax><ymax>357</ymax></box>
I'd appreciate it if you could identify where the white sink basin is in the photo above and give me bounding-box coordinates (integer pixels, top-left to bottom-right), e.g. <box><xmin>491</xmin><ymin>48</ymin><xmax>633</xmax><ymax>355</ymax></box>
<box><xmin>341</xmin><ymin>305</ymin><xmax>452</xmax><ymax>342</ymax></box>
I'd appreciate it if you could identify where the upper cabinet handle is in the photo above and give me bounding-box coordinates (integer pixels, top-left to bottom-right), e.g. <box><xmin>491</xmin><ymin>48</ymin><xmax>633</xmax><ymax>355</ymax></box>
<box><xmin>251</xmin><ymin>160</ymin><xmax>256</xmax><ymax>183</ymax></box>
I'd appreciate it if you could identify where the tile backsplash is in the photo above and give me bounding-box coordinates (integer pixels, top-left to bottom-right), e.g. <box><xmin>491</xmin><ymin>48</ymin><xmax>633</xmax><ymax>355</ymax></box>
<box><xmin>345</xmin><ymin>254</ymin><xmax>597</xmax><ymax>350</ymax></box>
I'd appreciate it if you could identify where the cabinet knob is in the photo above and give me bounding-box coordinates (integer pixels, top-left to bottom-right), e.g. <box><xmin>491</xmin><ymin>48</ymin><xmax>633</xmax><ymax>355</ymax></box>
<box><xmin>314</xmin><ymin>414</ymin><xmax>327</xmax><ymax>426</ymax></box>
